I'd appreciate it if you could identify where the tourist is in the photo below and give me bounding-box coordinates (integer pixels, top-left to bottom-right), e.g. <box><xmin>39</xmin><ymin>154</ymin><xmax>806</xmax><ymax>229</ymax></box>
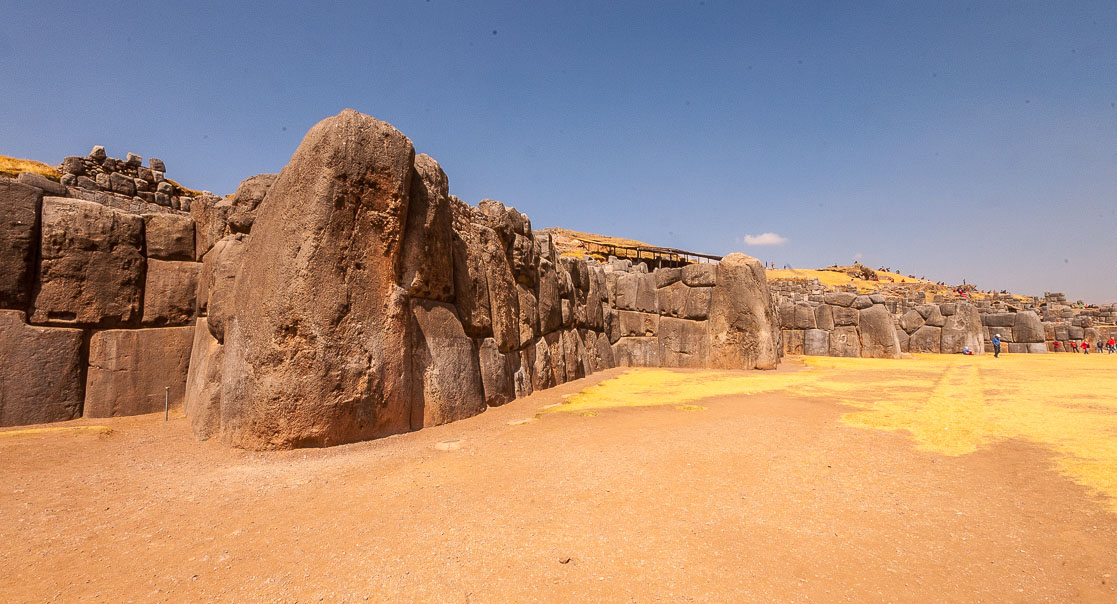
<box><xmin>1108</xmin><ymin>337</ymin><xmax>1115</xmax><ymax>353</ymax></box>
<box><xmin>1083</xmin><ymin>340</ymin><xmax>1090</xmax><ymax>355</ymax></box>
<box><xmin>1053</xmin><ymin>341</ymin><xmax>1061</xmax><ymax>352</ymax></box>
<box><xmin>992</xmin><ymin>333</ymin><xmax>1002</xmax><ymax>358</ymax></box>
<box><xmin>1098</xmin><ymin>340</ymin><xmax>1104</xmax><ymax>354</ymax></box>
<box><xmin>1071</xmin><ymin>341</ymin><xmax>1079</xmax><ymax>353</ymax></box>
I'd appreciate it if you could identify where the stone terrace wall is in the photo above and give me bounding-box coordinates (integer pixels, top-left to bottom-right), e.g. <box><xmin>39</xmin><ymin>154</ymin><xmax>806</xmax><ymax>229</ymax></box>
<box><xmin>183</xmin><ymin>109</ymin><xmax>781</xmax><ymax>450</ymax></box>
<box><xmin>0</xmin><ymin>148</ymin><xmax>277</xmax><ymax>427</ymax></box>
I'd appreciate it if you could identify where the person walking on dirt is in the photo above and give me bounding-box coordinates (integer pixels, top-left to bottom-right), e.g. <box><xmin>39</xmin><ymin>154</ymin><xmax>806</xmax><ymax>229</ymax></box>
<box><xmin>1108</xmin><ymin>337</ymin><xmax>1115</xmax><ymax>354</ymax></box>
<box><xmin>992</xmin><ymin>333</ymin><xmax>1002</xmax><ymax>358</ymax></box>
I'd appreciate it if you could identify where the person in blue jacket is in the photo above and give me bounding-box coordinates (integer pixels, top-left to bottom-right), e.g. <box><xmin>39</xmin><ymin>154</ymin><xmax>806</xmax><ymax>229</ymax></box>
<box><xmin>992</xmin><ymin>333</ymin><xmax>1002</xmax><ymax>358</ymax></box>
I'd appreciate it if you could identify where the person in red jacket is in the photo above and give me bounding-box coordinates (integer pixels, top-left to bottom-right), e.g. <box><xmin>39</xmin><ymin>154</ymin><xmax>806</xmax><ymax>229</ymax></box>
<box><xmin>1071</xmin><ymin>341</ymin><xmax>1079</xmax><ymax>353</ymax></box>
<box><xmin>1108</xmin><ymin>337</ymin><xmax>1115</xmax><ymax>354</ymax></box>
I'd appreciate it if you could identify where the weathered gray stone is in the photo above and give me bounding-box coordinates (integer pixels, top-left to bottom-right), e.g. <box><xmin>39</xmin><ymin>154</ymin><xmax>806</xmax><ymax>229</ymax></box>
<box><xmin>869</xmin><ymin>294</ymin><xmax>886</xmax><ymax>304</ymax></box>
<box><xmin>829</xmin><ymin>326</ymin><xmax>861</xmax><ymax>357</ymax></box>
<box><xmin>708</xmin><ymin>253</ymin><xmax>779</xmax><ymax>370</ymax></box>
<box><xmin>125</xmin><ymin>152</ymin><xmax>143</xmax><ymax>167</ymax></box>
<box><xmin>400</xmin><ymin>155</ymin><xmax>454</xmax><ymax>301</ymax></box>
<box><xmin>803</xmin><ymin>328</ymin><xmax>829</xmax><ymax>356</ymax></box>
<box><xmin>84</xmin><ymin>326</ymin><xmax>194</xmax><ymax>418</ymax></box>
<box><xmin>17</xmin><ymin>171</ymin><xmax>66</xmax><ymax>196</ymax></box>
<box><xmin>482</xmin><ymin>224</ymin><xmax>519</xmax><ymax>352</ymax></box>
<box><xmin>184</xmin><ymin>318</ymin><xmax>223</xmax><ymax>440</ymax></box>
<box><xmin>61</xmin><ymin>156</ymin><xmax>85</xmax><ymax>175</ymax></box>
<box><xmin>617</xmin><ymin>310</ymin><xmax>658</xmax><ymax>338</ymax></box>
<box><xmin>657</xmin><ymin>281</ymin><xmax>688</xmax><ymax>318</ymax></box>
<box><xmin>683</xmin><ymin>287</ymin><xmax>712</xmax><ymax>320</ymax></box>
<box><xmin>899</xmin><ymin>309</ymin><xmax>925</xmax><ymax>334</ymax></box>
<box><xmin>31</xmin><ymin>198</ymin><xmax>145</xmax><ymax>326</ymax></box>
<box><xmin>783</xmin><ymin>329</ymin><xmax>804</xmax><ymax>355</ymax></box>
<box><xmin>1012</xmin><ymin>311</ymin><xmax>1045</xmax><ymax>343</ymax></box>
<box><xmin>919</xmin><ymin>305</ymin><xmax>945</xmax><ymax>327</ymax></box>
<box><xmin>1068</xmin><ymin>325</ymin><xmax>1084</xmax><ymax>340</ymax></box>
<box><xmin>983</xmin><ymin>313</ymin><xmax>1016</xmax><ymax>328</ymax></box>
<box><xmin>0</xmin><ymin>180</ymin><xmax>42</xmax><ymax>310</ymax></box>
<box><xmin>832</xmin><ymin>305</ymin><xmax>859</xmax><ymax>327</ymax></box>
<box><xmin>681</xmin><ymin>263</ymin><xmax>717</xmax><ymax>287</ymax></box>
<box><xmin>1025</xmin><ymin>342</ymin><xmax>1048</xmax><ymax>354</ymax></box>
<box><xmin>939</xmin><ymin>303</ymin><xmax>956</xmax><ymax>316</ymax></box>
<box><xmin>142</xmin><ymin>260</ymin><xmax>200</xmax><ymax>326</ymax></box>
<box><xmin>941</xmin><ymin>303</ymin><xmax>984</xmax><ymax>354</ymax></box>
<box><xmin>824</xmin><ymin>292</ymin><xmax>856</xmax><ymax>307</ymax></box>
<box><xmin>410</xmin><ymin>300</ymin><xmax>486</xmax><ymax>428</ymax></box>
<box><xmin>149</xmin><ymin>158</ymin><xmax>166</xmax><ymax>172</ymax></box>
<box><xmin>189</xmin><ymin>192</ymin><xmax>230</xmax><ymax>259</ymax></box>
<box><xmin>908</xmin><ymin>325</ymin><xmax>942</xmax><ymax>353</ymax></box>
<box><xmin>143</xmin><ymin>212</ymin><xmax>195</xmax><ymax>261</ymax></box>
<box><xmin>613</xmin><ymin>336</ymin><xmax>659</xmax><ymax>368</ymax></box>
<box><xmin>859</xmin><ymin>304</ymin><xmax>901</xmax><ymax>358</ymax></box>
<box><xmin>655</xmin><ymin>267</ymin><xmax>681</xmax><ymax>288</ymax></box>
<box><xmin>89</xmin><ymin>145</ymin><xmax>106</xmax><ymax>161</ymax></box>
<box><xmin>851</xmin><ymin>295</ymin><xmax>873</xmax><ymax>310</ymax></box>
<box><xmin>477</xmin><ymin>337</ymin><xmax>515</xmax><ymax>407</ymax></box>
<box><xmin>793</xmin><ymin>302</ymin><xmax>816</xmax><ymax>329</ymax></box>
<box><xmin>658</xmin><ymin>318</ymin><xmax>709</xmax><ymax>368</ymax></box>
<box><xmin>0</xmin><ymin>311</ymin><xmax>85</xmax><ymax>427</ymax></box>
<box><xmin>108</xmin><ymin>172</ymin><xmax>136</xmax><ymax>196</ymax></box>
<box><xmin>814</xmin><ymin>304</ymin><xmax>834</xmax><ymax>331</ymax></box>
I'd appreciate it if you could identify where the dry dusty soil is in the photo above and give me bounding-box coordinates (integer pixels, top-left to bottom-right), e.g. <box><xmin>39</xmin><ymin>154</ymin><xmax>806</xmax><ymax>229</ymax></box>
<box><xmin>2</xmin><ymin>356</ymin><xmax>1116</xmax><ymax>603</ymax></box>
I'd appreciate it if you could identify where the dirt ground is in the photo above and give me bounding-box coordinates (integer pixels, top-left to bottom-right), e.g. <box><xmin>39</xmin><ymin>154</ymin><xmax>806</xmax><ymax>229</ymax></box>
<box><xmin>2</xmin><ymin>356</ymin><xmax>1116</xmax><ymax>603</ymax></box>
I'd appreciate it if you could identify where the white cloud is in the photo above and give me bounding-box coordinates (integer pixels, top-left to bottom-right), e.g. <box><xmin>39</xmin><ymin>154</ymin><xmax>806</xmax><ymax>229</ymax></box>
<box><xmin>743</xmin><ymin>232</ymin><xmax>788</xmax><ymax>246</ymax></box>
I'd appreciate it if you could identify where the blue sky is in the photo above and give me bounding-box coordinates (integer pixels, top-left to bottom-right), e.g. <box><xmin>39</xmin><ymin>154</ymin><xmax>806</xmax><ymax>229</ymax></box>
<box><xmin>3</xmin><ymin>1</ymin><xmax>1115</xmax><ymax>301</ymax></box>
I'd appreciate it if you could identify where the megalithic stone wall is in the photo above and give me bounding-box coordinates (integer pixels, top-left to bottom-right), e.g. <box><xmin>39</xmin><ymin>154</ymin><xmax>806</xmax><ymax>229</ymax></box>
<box><xmin>187</xmin><ymin>109</ymin><xmax>782</xmax><ymax>450</ymax></box>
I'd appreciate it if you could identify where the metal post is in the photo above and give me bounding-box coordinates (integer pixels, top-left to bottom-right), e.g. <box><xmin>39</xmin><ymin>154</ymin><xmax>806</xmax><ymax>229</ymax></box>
<box><xmin>164</xmin><ymin>386</ymin><xmax>169</xmax><ymax>421</ymax></box>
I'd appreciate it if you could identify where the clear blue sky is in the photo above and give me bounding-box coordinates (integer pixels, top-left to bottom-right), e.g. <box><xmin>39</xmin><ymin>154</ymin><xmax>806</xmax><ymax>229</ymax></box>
<box><xmin>3</xmin><ymin>1</ymin><xmax>1115</xmax><ymax>302</ymax></box>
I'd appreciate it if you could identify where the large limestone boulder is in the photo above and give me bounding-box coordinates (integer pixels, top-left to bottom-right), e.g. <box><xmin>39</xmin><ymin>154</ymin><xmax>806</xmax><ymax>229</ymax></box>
<box><xmin>399</xmin><ymin>154</ymin><xmax>454</xmax><ymax>301</ymax></box>
<box><xmin>31</xmin><ymin>198</ymin><xmax>144</xmax><ymax>326</ymax></box>
<box><xmin>409</xmin><ymin>300</ymin><xmax>486</xmax><ymax>428</ymax></box>
<box><xmin>142</xmin><ymin>260</ymin><xmax>200</xmax><ymax>326</ymax></box>
<box><xmin>219</xmin><ymin>109</ymin><xmax>417</xmax><ymax>449</ymax></box>
<box><xmin>84</xmin><ymin>326</ymin><xmax>194</xmax><ymax>417</ymax></box>
<box><xmin>859</xmin><ymin>304</ymin><xmax>902</xmax><ymax>359</ymax></box>
<box><xmin>482</xmin><ymin>225</ymin><xmax>519</xmax><ymax>352</ymax></box>
<box><xmin>183</xmin><ymin>318</ymin><xmax>224</xmax><ymax>439</ymax></box>
<box><xmin>1012</xmin><ymin>311</ymin><xmax>1045</xmax><ymax>343</ymax></box>
<box><xmin>0</xmin><ymin>180</ymin><xmax>42</xmax><ymax>309</ymax></box>
<box><xmin>708</xmin><ymin>253</ymin><xmax>779</xmax><ymax>370</ymax></box>
<box><xmin>0</xmin><ymin>311</ymin><xmax>84</xmax><ymax>426</ymax></box>
<box><xmin>814</xmin><ymin>304</ymin><xmax>835</xmax><ymax>330</ymax></box>
<box><xmin>792</xmin><ymin>302</ymin><xmax>816</xmax><ymax>329</ymax></box>
<box><xmin>941</xmin><ymin>303</ymin><xmax>984</xmax><ymax>354</ymax></box>
<box><xmin>782</xmin><ymin>329</ymin><xmax>804</xmax><ymax>355</ymax></box>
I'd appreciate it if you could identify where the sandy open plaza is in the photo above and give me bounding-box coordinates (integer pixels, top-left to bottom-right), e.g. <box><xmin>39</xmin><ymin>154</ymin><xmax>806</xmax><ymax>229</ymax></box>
<box><xmin>3</xmin><ymin>353</ymin><xmax>1115</xmax><ymax>603</ymax></box>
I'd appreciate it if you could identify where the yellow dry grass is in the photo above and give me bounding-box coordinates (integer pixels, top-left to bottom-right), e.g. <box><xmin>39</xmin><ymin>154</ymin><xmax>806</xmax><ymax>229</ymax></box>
<box><xmin>0</xmin><ymin>425</ymin><xmax>113</xmax><ymax>439</ymax></box>
<box><xmin>550</xmin><ymin>354</ymin><xmax>1117</xmax><ymax>512</ymax></box>
<box><xmin>766</xmin><ymin>267</ymin><xmax>935</xmax><ymax>293</ymax></box>
<box><xmin>0</xmin><ymin>155</ymin><xmax>59</xmax><ymax>179</ymax></box>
